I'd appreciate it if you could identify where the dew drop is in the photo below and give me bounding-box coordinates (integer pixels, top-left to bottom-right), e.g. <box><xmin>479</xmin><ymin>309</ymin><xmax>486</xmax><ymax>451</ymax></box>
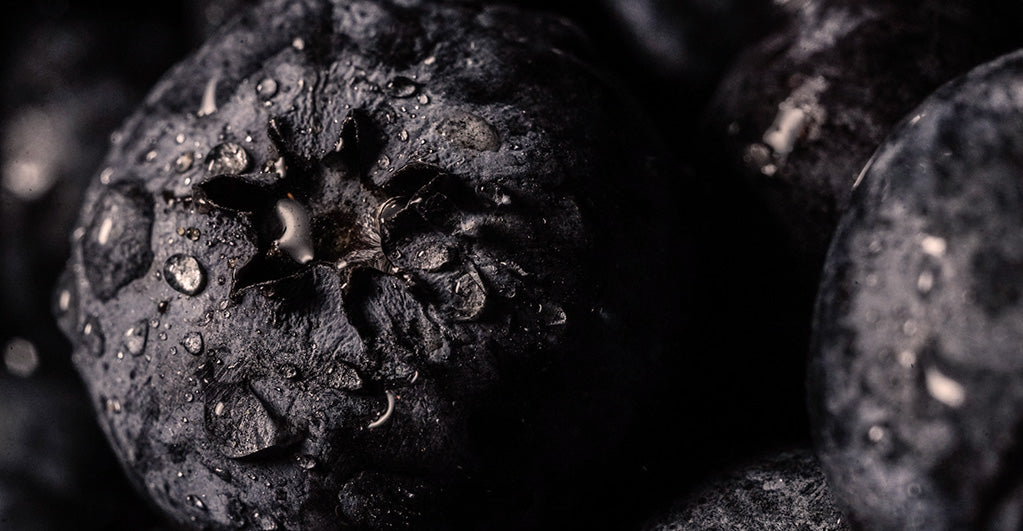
<box><xmin>181</xmin><ymin>332</ymin><xmax>204</xmax><ymax>355</ymax></box>
<box><xmin>295</xmin><ymin>455</ymin><xmax>317</xmax><ymax>470</ymax></box>
<box><xmin>279</xmin><ymin>363</ymin><xmax>299</xmax><ymax>379</ymax></box>
<box><xmin>164</xmin><ymin>254</ymin><xmax>207</xmax><ymax>296</ymax></box>
<box><xmin>205</xmin><ymin>143</ymin><xmax>251</xmax><ymax>176</ymax></box>
<box><xmin>174</xmin><ymin>152</ymin><xmax>194</xmax><ymax>173</ymax></box>
<box><xmin>106</xmin><ymin>397</ymin><xmax>123</xmax><ymax>413</ymax></box>
<box><xmin>186</xmin><ymin>494</ymin><xmax>207</xmax><ymax>511</ymax></box>
<box><xmin>386</xmin><ymin>76</ymin><xmax>418</xmax><ymax>98</ymax></box>
<box><xmin>256</xmin><ymin>78</ymin><xmax>278</xmax><ymax>100</ymax></box>
<box><xmin>123</xmin><ymin>320</ymin><xmax>149</xmax><ymax>356</ymax></box>
<box><xmin>82</xmin><ymin>316</ymin><xmax>105</xmax><ymax>357</ymax></box>
<box><xmin>198</xmin><ymin>76</ymin><xmax>219</xmax><ymax>117</ymax></box>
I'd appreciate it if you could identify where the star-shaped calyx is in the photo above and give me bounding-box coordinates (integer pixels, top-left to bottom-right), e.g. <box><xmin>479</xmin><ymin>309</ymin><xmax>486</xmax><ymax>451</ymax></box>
<box><xmin>194</xmin><ymin>111</ymin><xmax>448</xmax><ymax>296</ymax></box>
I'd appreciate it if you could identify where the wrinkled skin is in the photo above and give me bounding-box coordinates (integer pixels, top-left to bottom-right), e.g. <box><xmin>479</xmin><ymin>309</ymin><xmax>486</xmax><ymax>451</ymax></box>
<box><xmin>811</xmin><ymin>50</ymin><xmax>1023</xmax><ymax>530</ymax></box>
<box><xmin>59</xmin><ymin>0</ymin><xmax>675</xmax><ymax>528</ymax></box>
<box><xmin>643</xmin><ymin>450</ymin><xmax>846</xmax><ymax>531</ymax></box>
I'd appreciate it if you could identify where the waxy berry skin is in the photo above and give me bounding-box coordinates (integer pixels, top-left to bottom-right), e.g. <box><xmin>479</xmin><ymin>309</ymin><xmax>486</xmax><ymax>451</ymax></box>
<box><xmin>57</xmin><ymin>0</ymin><xmax>676</xmax><ymax>528</ymax></box>
<box><xmin>811</xmin><ymin>50</ymin><xmax>1023</xmax><ymax>530</ymax></box>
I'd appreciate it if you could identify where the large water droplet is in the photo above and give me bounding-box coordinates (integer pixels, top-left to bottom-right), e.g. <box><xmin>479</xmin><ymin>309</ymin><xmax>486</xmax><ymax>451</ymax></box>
<box><xmin>274</xmin><ymin>198</ymin><xmax>314</xmax><ymax>264</ymax></box>
<box><xmin>385</xmin><ymin>76</ymin><xmax>418</xmax><ymax>98</ymax></box>
<box><xmin>83</xmin><ymin>181</ymin><xmax>154</xmax><ymax>300</ymax></box>
<box><xmin>436</xmin><ymin>111</ymin><xmax>500</xmax><ymax>151</ymax></box>
<box><xmin>82</xmin><ymin>316</ymin><xmax>105</xmax><ymax>357</ymax></box>
<box><xmin>123</xmin><ymin>320</ymin><xmax>149</xmax><ymax>356</ymax></box>
<box><xmin>181</xmin><ymin>332</ymin><xmax>204</xmax><ymax>355</ymax></box>
<box><xmin>164</xmin><ymin>254</ymin><xmax>207</xmax><ymax>296</ymax></box>
<box><xmin>205</xmin><ymin>143</ymin><xmax>251</xmax><ymax>176</ymax></box>
<box><xmin>256</xmin><ymin>78</ymin><xmax>278</xmax><ymax>100</ymax></box>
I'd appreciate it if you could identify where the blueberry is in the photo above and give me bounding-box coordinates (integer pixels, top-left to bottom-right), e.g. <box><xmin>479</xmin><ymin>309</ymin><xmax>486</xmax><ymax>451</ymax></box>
<box><xmin>642</xmin><ymin>450</ymin><xmax>846</xmax><ymax>531</ymax></box>
<box><xmin>810</xmin><ymin>50</ymin><xmax>1023</xmax><ymax>529</ymax></box>
<box><xmin>705</xmin><ymin>0</ymin><xmax>1023</xmax><ymax>273</ymax></box>
<box><xmin>59</xmin><ymin>0</ymin><xmax>676</xmax><ymax>528</ymax></box>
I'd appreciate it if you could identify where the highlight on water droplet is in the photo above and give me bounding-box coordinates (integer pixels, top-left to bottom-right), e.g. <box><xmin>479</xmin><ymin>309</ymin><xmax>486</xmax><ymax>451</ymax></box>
<box><xmin>274</xmin><ymin>197</ymin><xmax>314</xmax><ymax>264</ymax></box>
<box><xmin>164</xmin><ymin>254</ymin><xmax>208</xmax><ymax>296</ymax></box>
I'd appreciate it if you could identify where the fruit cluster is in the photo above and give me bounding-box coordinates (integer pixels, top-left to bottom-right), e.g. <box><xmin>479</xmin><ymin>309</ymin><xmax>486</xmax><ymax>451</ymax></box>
<box><xmin>5</xmin><ymin>0</ymin><xmax>1023</xmax><ymax>529</ymax></box>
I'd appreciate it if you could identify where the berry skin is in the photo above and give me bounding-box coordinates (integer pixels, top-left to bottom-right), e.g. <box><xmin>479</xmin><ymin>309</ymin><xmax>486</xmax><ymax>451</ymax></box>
<box><xmin>811</xmin><ymin>50</ymin><xmax>1023</xmax><ymax>530</ymax></box>
<box><xmin>59</xmin><ymin>0</ymin><xmax>675</xmax><ymax>528</ymax></box>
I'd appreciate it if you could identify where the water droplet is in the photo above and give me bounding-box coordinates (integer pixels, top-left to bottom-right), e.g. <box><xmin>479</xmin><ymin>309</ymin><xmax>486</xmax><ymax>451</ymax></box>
<box><xmin>279</xmin><ymin>363</ymin><xmax>299</xmax><ymax>379</ymax></box>
<box><xmin>292</xmin><ymin>37</ymin><xmax>305</xmax><ymax>50</ymax></box>
<box><xmin>164</xmin><ymin>254</ymin><xmax>207</xmax><ymax>296</ymax></box>
<box><xmin>925</xmin><ymin>367</ymin><xmax>966</xmax><ymax>407</ymax></box>
<box><xmin>145</xmin><ymin>150</ymin><xmax>158</xmax><ymax>162</ymax></box>
<box><xmin>157</xmin><ymin>331</ymin><xmax>168</xmax><ymax>341</ymax></box>
<box><xmin>53</xmin><ymin>272</ymin><xmax>79</xmax><ymax>335</ymax></box>
<box><xmin>184</xmin><ymin>392</ymin><xmax>194</xmax><ymax>402</ymax></box>
<box><xmin>177</xmin><ymin>227</ymin><xmax>201</xmax><ymax>241</ymax></box>
<box><xmin>867</xmin><ymin>425</ymin><xmax>886</xmax><ymax>443</ymax></box>
<box><xmin>398</xmin><ymin>129</ymin><xmax>409</xmax><ymax>142</ymax></box>
<box><xmin>256</xmin><ymin>78</ymin><xmax>278</xmax><ymax>100</ymax></box>
<box><xmin>206</xmin><ymin>143</ymin><xmax>251</xmax><ymax>176</ymax></box>
<box><xmin>386</xmin><ymin>76</ymin><xmax>418</xmax><ymax>98</ymax></box>
<box><xmin>174</xmin><ymin>152</ymin><xmax>194</xmax><ymax>173</ymax></box>
<box><xmin>296</xmin><ymin>455</ymin><xmax>317</xmax><ymax>470</ymax></box>
<box><xmin>3</xmin><ymin>337</ymin><xmax>40</xmax><ymax>377</ymax></box>
<box><xmin>198</xmin><ymin>76</ymin><xmax>219</xmax><ymax>117</ymax></box>
<box><xmin>176</xmin><ymin>133</ymin><xmax>186</xmax><ymax>144</ymax></box>
<box><xmin>83</xmin><ymin>181</ymin><xmax>155</xmax><ymax>300</ymax></box>
<box><xmin>123</xmin><ymin>320</ymin><xmax>149</xmax><ymax>356</ymax></box>
<box><xmin>921</xmin><ymin>235</ymin><xmax>947</xmax><ymax>257</ymax></box>
<box><xmin>181</xmin><ymin>332</ymin><xmax>204</xmax><ymax>355</ymax></box>
<box><xmin>436</xmin><ymin>111</ymin><xmax>500</xmax><ymax>151</ymax></box>
<box><xmin>82</xmin><ymin>316</ymin><xmax>105</xmax><ymax>357</ymax></box>
<box><xmin>274</xmin><ymin>198</ymin><xmax>314</xmax><ymax>264</ymax></box>
<box><xmin>106</xmin><ymin>397</ymin><xmax>122</xmax><ymax>413</ymax></box>
<box><xmin>186</xmin><ymin>494</ymin><xmax>207</xmax><ymax>511</ymax></box>
<box><xmin>417</xmin><ymin>94</ymin><xmax>429</xmax><ymax>105</ymax></box>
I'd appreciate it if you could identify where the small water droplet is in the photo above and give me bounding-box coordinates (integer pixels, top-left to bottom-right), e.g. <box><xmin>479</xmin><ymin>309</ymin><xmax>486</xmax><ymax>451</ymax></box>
<box><xmin>256</xmin><ymin>78</ymin><xmax>278</xmax><ymax>100</ymax></box>
<box><xmin>157</xmin><ymin>331</ymin><xmax>169</xmax><ymax>341</ymax></box>
<box><xmin>386</xmin><ymin>76</ymin><xmax>418</xmax><ymax>98</ymax></box>
<box><xmin>181</xmin><ymin>332</ymin><xmax>204</xmax><ymax>355</ymax></box>
<box><xmin>867</xmin><ymin>425</ymin><xmax>886</xmax><ymax>443</ymax></box>
<box><xmin>206</xmin><ymin>143</ymin><xmax>251</xmax><ymax>176</ymax></box>
<box><xmin>184</xmin><ymin>392</ymin><xmax>194</xmax><ymax>402</ymax></box>
<box><xmin>417</xmin><ymin>93</ymin><xmax>429</xmax><ymax>105</ymax></box>
<box><xmin>296</xmin><ymin>455</ymin><xmax>317</xmax><ymax>470</ymax></box>
<box><xmin>398</xmin><ymin>130</ymin><xmax>409</xmax><ymax>142</ymax></box>
<box><xmin>106</xmin><ymin>397</ymin><xmax>122</xmax><ymax>413</ymax></box>
<box><xmin>145</xmin><ymin>150</ymin><xmax>158</xmax><ymax>162</ymax></box>
<box><xmin>292</xmin><ymin>37</ymin><xmax>305</xmax><ymax>50</ymax></box>
<box><xmin>3</xmin><ymin>338</ymin><xmax>40</xmax><ymax>378</ymax></box>
<box><xmin>186</xmin><ymin>494</ymin><xmax>207</xmax><ymax>511</ymax></box>
<box><xmin>176</xmin><ymin>133</ymin><xmax>186</xmax><ymax>144</ymax></box>
<box><xmin>279</xmin><ymin>363</ymin><xmax>299</xmax><ymax>379</ymax></box>
<box><xmin>123</xmin><ymin>320</ymin><xmax>149</xmax><ymax>356</ymax></box>
<box><xmin>164</xmin><ymin>254</ymin><xmax>207</xmax><ymax>296</ymax></box>
<box><xmin>198</xmin><ymin>76</ymin><xmax>219</xmax><ymax>117</ymax></box>
<box><xmin>174</xmin><ymin>152</ymin><xmax>195</xmax><ymax>173</ymax></box>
